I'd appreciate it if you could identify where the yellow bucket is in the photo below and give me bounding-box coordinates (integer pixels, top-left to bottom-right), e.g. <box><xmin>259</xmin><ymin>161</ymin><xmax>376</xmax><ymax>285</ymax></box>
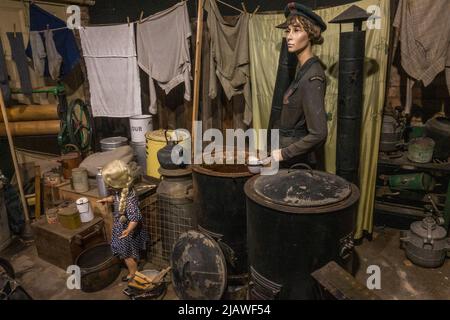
<box><xmin>145</xmin><ymin>129</ymin><xmax>191</xmax><ymax>178</ymax></box>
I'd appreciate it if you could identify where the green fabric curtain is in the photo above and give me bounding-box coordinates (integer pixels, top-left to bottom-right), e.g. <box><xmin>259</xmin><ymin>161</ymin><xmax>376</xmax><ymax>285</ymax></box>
<box><xmin>249</xmin><ymin>14</ymin><xmax>285</xmax><ymax>150</ymax></box>
<box><xmin>249</xmin><ymin>0</ymin><xmax>390</xmax><ymax>239</ymax></box>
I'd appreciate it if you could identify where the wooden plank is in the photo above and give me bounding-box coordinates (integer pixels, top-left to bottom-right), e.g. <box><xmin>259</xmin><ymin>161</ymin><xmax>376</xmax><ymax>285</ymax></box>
<box><xmin>191</xmin><ymin>0</ymin><xmax>205</xmax><ymax>159</ymax></box>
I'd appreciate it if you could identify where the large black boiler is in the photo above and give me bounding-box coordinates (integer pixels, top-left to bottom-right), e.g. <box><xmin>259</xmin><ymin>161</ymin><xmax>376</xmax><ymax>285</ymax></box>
<box><xmin>244</xmin><ymin>168</ymin><xmax>360</xmax><ymax>299</ymax></box>
<box><xmin>192</xmin><ymin>164</ymin><xmax>252</xmax><ymax>278</ymax></box>
<box><xmin>171</xmin><ymin>162</ymin><xmax>253</xmax><ymax>299</ymax></box>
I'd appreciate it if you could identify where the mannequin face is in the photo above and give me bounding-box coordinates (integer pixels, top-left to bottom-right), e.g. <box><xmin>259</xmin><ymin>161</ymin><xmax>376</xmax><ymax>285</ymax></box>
<box><xmin>285</xmin><ymin>22</ymin><xmax>311</xmax><ymax>54</ymax></box>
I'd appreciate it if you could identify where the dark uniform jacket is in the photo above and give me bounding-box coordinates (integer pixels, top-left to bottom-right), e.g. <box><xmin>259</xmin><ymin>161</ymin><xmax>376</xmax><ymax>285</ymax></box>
<box><xmin>273</xmin><ymin>56</ymin><xmax>327</xmax><ymax>168</ymax></box>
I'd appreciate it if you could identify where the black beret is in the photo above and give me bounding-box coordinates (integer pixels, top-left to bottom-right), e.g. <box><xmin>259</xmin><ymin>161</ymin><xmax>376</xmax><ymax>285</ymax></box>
<box><xmin>276</xmin><ymin>2</ymin><xmax>327</xmax><ymax>32</ymax></box>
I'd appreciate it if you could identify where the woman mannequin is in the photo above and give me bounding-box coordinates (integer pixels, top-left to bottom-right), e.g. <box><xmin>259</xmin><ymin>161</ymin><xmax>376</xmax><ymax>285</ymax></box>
<box><xmin>270</xmin><ymin>3</ymin><xmax>328</xmax><ymax>169</ymax></box>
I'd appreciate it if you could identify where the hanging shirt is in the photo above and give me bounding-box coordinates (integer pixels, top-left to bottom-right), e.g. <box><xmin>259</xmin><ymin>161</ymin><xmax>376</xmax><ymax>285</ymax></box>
<box><xmin>29</xmin><ymin>31</ymin><xmax>46</xmax><ymax>77</ymax></box>
<box><xmin>79</xmin><ymin>24</ymin><xmax>142</xmax><ymax>117</ymax></box>
<box><xmin>136</xmin><ymin>2</ymin><xmax>192</xmax><ymax>115</ymax></box>
<box><xmin>0</xmin><ymin>39</ymin><xmax>11</xmax><ymax>105</ymax></box>
<box><xmin>44</xmin><ymin>30</ymin><xmax>62</xmax><ymax>81</ymax></box>
<box><xmin>205</xmin><ymin>0</ymin><xmax>252</xmax><ymax>126</ymax></box>
<box><xmin>26</xmin><ymin>3</ymin><xmax>80</xmax><ymax>79</ymax></box>
<box><xmin>393</xmin><ymin>0</ymin><xmax>450</xmax><ymax>110</ymax></box>
<box><xmin>7</xmin><ymin>32</ymin><xmax>33</xmax><ymax>97</ymax></box>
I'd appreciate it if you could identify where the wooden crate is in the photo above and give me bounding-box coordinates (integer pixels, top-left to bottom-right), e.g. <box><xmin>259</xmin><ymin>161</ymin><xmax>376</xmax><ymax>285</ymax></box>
<box><xmin>31</xmin><ymin>216</ymin><xmax>106</xmax><ymax>270</ymax></box>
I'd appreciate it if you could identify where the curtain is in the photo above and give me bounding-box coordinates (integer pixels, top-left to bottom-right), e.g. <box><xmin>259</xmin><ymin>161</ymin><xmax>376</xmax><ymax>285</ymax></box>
<box><xmin>249</xmin><ymin>0</ymin><xmax>390</xmax><ymax>239</ymax></box>
<box><xmin>249</xmin><ymin>14</ymin><xmax>284</xmax><ymax>150</ymax></box>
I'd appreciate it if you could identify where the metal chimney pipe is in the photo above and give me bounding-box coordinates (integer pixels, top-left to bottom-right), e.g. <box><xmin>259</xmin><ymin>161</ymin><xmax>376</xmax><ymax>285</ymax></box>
<box><xmin>268</xmin><ymin>38</ymin><xmax>297</xmax><ymax>144</ymax></box>
<box><xmin>330</xmin><ymin>6</ymin><xmax>371</xmax><ymax>184</ymax></box>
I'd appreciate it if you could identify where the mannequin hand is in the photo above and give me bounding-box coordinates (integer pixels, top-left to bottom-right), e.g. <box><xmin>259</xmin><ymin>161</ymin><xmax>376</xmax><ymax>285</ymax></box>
<box><xmin>96</xmin><ymin>196</ymin><xmax>114</xmax><ymax>204</ymax></box>
<box><xmin>119</xmin><ymin>228</ymin><xmax>132</xmax><ymax>239</ymax></box>
<box><xmin>271</xmin><ymin>149</ymin><xmax>283</xmax><ymax>162</ymax></box>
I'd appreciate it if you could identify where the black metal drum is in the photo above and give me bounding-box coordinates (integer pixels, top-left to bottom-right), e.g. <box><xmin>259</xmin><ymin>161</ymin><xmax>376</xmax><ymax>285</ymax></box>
<box><xmin>244</xmin><ymin>168</ymin><xmax>360</xmax><ymax>300</ymax></box>
<box><xmin>192</xmin><ymin>163</ymin><xmax>253</xmax><ymax>279</ymax></box>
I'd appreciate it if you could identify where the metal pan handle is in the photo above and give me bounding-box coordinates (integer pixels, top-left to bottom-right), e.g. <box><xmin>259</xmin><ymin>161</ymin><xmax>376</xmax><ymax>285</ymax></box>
<box><xmin>288</xmin><ymin>163</ymin><xmax>313</xmax><ymax>175</ymax></box>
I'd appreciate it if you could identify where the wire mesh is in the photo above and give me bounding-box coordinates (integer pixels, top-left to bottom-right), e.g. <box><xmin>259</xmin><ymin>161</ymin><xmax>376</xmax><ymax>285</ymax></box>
<box><xmin>141</xmin><ymin>193</ymin><xmax>194</xmax><ymax>269</ymax></box>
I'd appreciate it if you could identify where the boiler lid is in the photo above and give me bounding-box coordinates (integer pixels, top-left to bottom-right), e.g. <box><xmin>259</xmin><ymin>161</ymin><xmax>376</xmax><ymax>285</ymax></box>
<box><xmin>253</xmin><ymin>169</ymin><xmax>352</xmax><ymax>207</ymax></box>
<box><xmin>171</xmin><ymin>230</ymin><xmax>227</xmax><ymax>300</ymax></box>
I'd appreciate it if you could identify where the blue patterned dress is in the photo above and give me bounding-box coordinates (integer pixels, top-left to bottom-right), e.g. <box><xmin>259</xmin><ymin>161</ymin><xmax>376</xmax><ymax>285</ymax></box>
<box><xmin>110</xmin><ymin>189</ymin><xmax>147</xmax><ymax>260</ymax></box>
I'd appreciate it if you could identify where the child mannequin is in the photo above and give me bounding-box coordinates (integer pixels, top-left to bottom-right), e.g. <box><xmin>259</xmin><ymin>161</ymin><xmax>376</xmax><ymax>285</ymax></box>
<box><xmin>97</xmin><ymin>160</ymin><xmax>147</xmax><ymax>282</ymax></box>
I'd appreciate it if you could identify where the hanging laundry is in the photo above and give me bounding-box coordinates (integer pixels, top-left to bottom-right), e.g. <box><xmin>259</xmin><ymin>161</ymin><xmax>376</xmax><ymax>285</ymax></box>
<box><xmin>44</xmin><ymin>30</ymin><xmax>63</xmax><ymax>80</ymax></box>
<box><xmin>79</xmin><ymin>24</ymin><xmax>142</xmax><ymax>118</ymax></box>
<box><xmin>7</xmin><ymin>33</ymin><xmax>33</xmax><ymax>97</ymax></box>
<box><xmin>136</xmin><ymin>2</ymin><xmax>192</xmax><ymax>115</ymax></box>
<box><xmin>26</xmin><ymin>3</ymin><xmax>80</xmax><ymax>79</ymax></box>
<box><xmin>29</xmin><ymin>31</ymin><xmax>46</xmax><ymax>77</ymax></box>
<box><xmin>393</xmin><ymin>0</ymin><xmax>450</xmax><ymax>113</ymax></box>
<box><xmin>0</xmin><ymin>39</ymin><xmax>12</xmax><ymax>105</ymax></box>
<box><xmin>205</xmin><ymin>0</ymin><xmax>252</xmax><ymax>126</ymax></box>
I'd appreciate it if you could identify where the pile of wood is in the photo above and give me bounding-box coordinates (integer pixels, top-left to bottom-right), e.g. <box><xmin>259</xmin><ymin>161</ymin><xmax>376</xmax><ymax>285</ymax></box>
<box><xmin>128</xmin><ymin>267</ymin><xmax>171</xmax><ymax>291</ymax></box>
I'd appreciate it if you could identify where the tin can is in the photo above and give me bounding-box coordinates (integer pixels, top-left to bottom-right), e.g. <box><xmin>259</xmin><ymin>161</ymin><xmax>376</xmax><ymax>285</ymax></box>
<box><xmin>71</xmin><ymin>167</ymin><xmax>89</xmax><ymax>193</ymax></box>
<box><xmin>96</xmin><ymin>167</ymin><xmax>108</xmax><ymax>197</ymax></box>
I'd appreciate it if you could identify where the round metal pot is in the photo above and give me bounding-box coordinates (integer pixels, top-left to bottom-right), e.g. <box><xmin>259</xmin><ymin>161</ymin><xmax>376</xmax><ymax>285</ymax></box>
<box><xmin>75</xmin><ymin>243</ymin><xmax>121</xmax><ymax>293</ymax></box>
<box><xmin>425</xmin><ymin>117</ymin><xmax>450</xmax><ymax>160</ymax></box>
<box><xmin>400</xmin><ymin>217</ymin><xmax>450</xmax><ymax>268</ymax></box>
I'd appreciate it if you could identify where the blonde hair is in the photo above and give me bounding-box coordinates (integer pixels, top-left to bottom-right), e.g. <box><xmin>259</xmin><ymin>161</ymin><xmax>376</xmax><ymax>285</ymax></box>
<box><xmin>288</xmin><ymin>15</ymin><xmax>323</xmax><ymax>45</ymax></box>
<box><xmin>102</xmin><ymin>160</ymin><xmax>138</xmax><ymax>214</ymax></box>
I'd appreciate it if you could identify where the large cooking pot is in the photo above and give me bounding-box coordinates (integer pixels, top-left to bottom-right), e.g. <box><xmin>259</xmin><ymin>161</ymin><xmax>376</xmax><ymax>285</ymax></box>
<box><xmin>75</xmin><ymin>243</ymin><xmax>121</xmax><ymax>293</ymax></box>
<box><xmin>244</xmin><ymin>167</ymin><xmax>360</xmax><ymax>300</ymax></box>
<box><xmin>400</xmin><ymin>217</ymin><xmax>450</xmax><ymax>268</ymax></box>
<box><xmin>425</xmin><ymin>117</ymin><xmax>450</xmax><ymax>160</ymax></box>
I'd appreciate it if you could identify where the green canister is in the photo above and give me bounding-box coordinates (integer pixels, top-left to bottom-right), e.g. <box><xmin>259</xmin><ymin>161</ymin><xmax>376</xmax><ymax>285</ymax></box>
<box><xmin>57</xmin><ymin>204</ymin><xmax>81</xmax><ymax>230</ymax></box>
<box><xmin>389</xmin><ymin>173</ymin><xmax>435</xmax><ymax>191</ymax></box>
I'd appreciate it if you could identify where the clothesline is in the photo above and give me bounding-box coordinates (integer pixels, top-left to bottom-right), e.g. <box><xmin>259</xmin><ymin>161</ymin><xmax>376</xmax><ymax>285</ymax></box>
<box><xmin>28</xmin><ymin>0</ymin><xmax>265</xmax><ymax>34</ymax></box>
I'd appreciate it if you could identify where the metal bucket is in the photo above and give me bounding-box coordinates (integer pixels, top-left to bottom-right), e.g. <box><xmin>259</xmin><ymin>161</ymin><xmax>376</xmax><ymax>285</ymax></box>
<box><xmin>129</xmin><ymin>115</ymin><xmax>153</xmax><ymax>143</ymax></box>
<box><xmin>407</xmin><ymin>137</ymin><xmax>435</xmax><ymax>163</ymax></box>
<box><xmin>131</xmin><ymin>141</ymin><xmax>147</xmax><ymax>175</ymax></box>
<box><xmin>100</xmin><ymin>136</ymin><xmax>128</xmax><ymax>152</ymax></box>
<box><xmin>75</xmin><ymin>242</ymin><xmax>121</xmax><ymax>293</ymax></box>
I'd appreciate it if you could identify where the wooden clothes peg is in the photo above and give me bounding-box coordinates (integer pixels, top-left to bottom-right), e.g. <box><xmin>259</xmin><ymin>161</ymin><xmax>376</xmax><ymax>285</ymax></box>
<box><xmin>241</xmin><ymin>2</ymin><xmax>248</xmax><ymax>13</ymax></box>
<box><xmin>127</xmin><ymin>16</ymin><xmax>130</xmax><ymax>27</ymax></box>
<box><xmin>139</xmin><ymin>11</ymin><xmax>144</xmax><ymax>23</ymax></box>
<box><xmin>253</xmin><ymin>5</ymin><xmax>260</xmax><ymax>15</ymax></box>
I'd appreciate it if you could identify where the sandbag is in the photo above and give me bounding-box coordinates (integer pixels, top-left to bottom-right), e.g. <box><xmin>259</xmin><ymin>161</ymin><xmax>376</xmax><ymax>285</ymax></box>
<box><xmin>79</xmin><ymin>145</ymin><xmax>134</xmax><ymax>176</ymax></box>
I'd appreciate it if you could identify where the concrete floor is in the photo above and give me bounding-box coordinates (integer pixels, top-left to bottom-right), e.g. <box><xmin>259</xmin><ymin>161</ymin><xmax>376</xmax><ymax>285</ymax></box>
<box><xmin>1</xmin><ymin>227</ymin><xmax>450</xmax><ymax>300</ymax></box>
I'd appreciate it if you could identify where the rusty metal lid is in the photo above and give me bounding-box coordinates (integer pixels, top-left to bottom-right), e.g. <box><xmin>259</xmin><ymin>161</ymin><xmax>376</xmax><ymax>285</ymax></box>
<box><xmin>253</xmin><ymin>169</ymin><xmax>352</xmax><ymax>208</ymax></box>
<box><xmin>171</xmin><ymin>230</ymin><xmax>227</xmax><ymax>300</ymax></box>
<box><xmin>410</xmin><ymin>217</ymin><xmax>447</xmax><ymax>241</ymax></box>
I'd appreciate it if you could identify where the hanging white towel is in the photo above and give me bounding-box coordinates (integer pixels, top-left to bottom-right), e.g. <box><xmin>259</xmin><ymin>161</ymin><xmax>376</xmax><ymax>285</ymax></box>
<box><xmin>29</xmin><ymin>31</ymin><xmax>46</xmax><ymax>77</ymax></box>
<box><xmin>44</xmin><ymin>30</ymin><xmax>62</xmax><ymax>80</ymax></box>
<box><xmin>79</xmin><ymin>24</ymin><xmax>141</xmax><ymax>118</ymax></box>
<box><xmin>137</xmin><ymin>2</ymin><xmax>192</xmax><ymax>115</ymax></box>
